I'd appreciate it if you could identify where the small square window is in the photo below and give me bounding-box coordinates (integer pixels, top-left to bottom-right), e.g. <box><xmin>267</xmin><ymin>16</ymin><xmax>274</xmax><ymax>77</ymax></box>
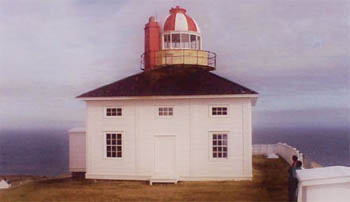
<box><xmin>211</xmin><ymin>107</ymin><xmax>228</xmax><ymax>116</ymax></box>
<box><xmin>106</xmin><ymin>107</ymin><xmax>122</xmax><ymax>117</ymax></box>
<box><xmin>158</xmin><ymin>107</ymin><xmax>173</xmax><ymax>116</ymax></box>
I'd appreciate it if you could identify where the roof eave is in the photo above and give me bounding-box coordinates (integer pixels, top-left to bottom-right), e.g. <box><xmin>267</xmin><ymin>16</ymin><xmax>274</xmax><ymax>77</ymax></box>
<box><xmin>77</xmin><ymin>94</ymin><xmax>259</xmax><ymax>101</ymax></box>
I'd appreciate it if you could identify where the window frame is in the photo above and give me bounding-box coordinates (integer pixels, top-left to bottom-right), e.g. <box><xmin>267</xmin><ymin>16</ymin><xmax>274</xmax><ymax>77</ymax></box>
<box><xmin>104</xmin><ymin>106</ymin><xmax>123</xmax><ymax>118</ymax></box>
<box><xmin>162</xmin><ymin>32</ymin><xmax>201</xmax><ymax>50</ymax></box>
<box><xmin>171</xmin><ymin>33</ymin><xmax>181</xmax><ymax>48</ymax></box>
<box><xmin>157</xmin><ymin>106</ymin><xmax>174</xmax><ymax>118</ymax></box>
<box><xmin>104</xmin><ymin>131</ymin><xmax>123</xmax><ymax>159</ymax></box>
<box><xmin>180</xmin><ymin>33</ymin><xmax>190</xmax><ymax>49</ymax></box>
<box><xmin>209</xmin><ymin>131</ymin><xmax>229</xmax><ymax>160</ymax></box>
<box><xmin>209</xmin><ymin>105</ymin><xmax>229</xmax><ymax>117</ymax></box>
<box><xmin>190</xmin><ymin>34</ymin><xmax>197</xmax><ymax>49</ymax></box>
<box><xmin>197</xmin><ymin>36</ymin><xmax>201</xmax><ymax>49</ymax></box>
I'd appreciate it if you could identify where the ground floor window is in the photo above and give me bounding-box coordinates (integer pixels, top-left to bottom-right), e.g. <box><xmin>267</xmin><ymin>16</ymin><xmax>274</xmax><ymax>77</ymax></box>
<box><xmin>212</xmin><ymin>133</ymin><xmax>228</xmax><ymax>158</ymax></box>
<box><xmin>106</xmin><ymin>132</ymin><xmax>122</xmax><ymax>158</ymax></box>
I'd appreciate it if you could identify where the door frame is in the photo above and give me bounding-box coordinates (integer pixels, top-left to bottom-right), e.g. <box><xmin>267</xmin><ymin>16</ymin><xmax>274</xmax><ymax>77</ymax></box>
<box><xmin>153</xmin><ymin>135</ymin><xmax>176</xmax><ymax>178</ymax></box>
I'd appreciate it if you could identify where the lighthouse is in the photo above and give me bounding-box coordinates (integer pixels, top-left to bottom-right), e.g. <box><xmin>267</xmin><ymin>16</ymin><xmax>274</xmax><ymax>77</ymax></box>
<box><xmin>142</xmin><ymin>6</ymin><xmax>216</xmax><ymax>71</ymax></box>
<box><xmin>70</xmin><ymin>6</ymin><xmax>258</xmax><ymax>184</ymax></box>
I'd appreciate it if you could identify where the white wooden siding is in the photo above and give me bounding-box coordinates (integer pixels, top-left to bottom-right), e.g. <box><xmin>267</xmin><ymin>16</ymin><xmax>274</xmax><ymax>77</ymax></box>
<box><xmin>85</xmin><ymin>97</ymin><xmax>253</xmax><ymax>180</ymax></box>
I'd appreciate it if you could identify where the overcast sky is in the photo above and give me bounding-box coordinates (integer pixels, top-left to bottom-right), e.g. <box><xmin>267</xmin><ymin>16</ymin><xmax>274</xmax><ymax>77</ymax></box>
<box><xmin>1</xmin><ymin>0</ymin><xmax>349</xmax><ymax>131</ymax></box>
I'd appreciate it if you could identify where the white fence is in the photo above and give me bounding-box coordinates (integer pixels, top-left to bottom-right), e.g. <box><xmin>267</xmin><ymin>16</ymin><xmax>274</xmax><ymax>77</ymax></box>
<box><xmin>253</xmin><ymin>143</ymin><xmax>304</xmax><ymax>166</ymax></box>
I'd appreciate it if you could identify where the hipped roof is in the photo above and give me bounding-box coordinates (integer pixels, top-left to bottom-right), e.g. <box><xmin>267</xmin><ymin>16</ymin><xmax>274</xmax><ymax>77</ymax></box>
<box><xmin>78</xmin><ymin>65</ymin><xmax>257</xmax><ymax>98</ymax></box>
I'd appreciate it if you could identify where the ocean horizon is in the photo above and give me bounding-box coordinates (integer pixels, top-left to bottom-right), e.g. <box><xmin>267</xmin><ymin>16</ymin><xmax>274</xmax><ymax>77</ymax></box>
<box><xmin>0</xmin><ymin>127</ymin><xmax>349</xmax><ymax>176</ymax></box>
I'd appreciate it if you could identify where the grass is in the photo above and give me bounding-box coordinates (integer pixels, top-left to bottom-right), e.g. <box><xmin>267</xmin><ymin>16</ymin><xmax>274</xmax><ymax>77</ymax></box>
<box><xmin>0</xmin><ymin>155</ymin><xmax>289</xmax><ymax>202</ymax></box>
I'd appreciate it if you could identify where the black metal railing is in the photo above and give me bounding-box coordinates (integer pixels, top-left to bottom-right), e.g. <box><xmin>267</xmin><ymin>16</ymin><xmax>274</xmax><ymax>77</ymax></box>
<box><xmin>140</xmin><ymin>49</ymin><xmax>216</xmax><ymax>70</ymax></box>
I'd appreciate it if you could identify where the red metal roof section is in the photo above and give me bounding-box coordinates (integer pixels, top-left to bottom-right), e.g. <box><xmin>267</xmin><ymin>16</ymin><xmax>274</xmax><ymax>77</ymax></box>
<box><xmin>163</xmin><ymin>13</ymin><xmax>176</xmax><ymax>31</ymax></box>
<box><xmin>170</xmin><ymin>6</ymin><xmax>186</xmax><ymax>14</ymax></box>
<box><xmin>185</xmin><ymin>15</ymin><xmax>197</xmax><ymax>32</ymax></box>
<box><xmin>163</xmin><ymin>6</ymin><xmax>197</xmax><ymax>32</ymax></box>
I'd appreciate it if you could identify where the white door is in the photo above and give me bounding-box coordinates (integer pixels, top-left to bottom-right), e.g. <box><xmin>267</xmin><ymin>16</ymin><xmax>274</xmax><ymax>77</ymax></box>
<box><xmin>154</xmin><ymin>136</ymin><xmax>176</xmax><ymax>178</ymax></box>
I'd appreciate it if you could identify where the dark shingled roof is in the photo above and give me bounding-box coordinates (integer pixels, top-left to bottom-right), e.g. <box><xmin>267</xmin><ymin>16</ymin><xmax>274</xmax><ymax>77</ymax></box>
<box><xmin>78</xmin><ymin>65</ymin><xmax>257</xmax><ymax>98</ymax></box>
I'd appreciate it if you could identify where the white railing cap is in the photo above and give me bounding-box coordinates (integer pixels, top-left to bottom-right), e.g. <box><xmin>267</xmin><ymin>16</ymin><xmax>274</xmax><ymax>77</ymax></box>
<box><xmin>297</xmin><ymin>166</ymin><xmax>350</xmax><ymax>182</ymax></box>
<box><xmin>68</xmin><ymin>127</ymin><xmax>86</xmax><ymax>133</ymax></box>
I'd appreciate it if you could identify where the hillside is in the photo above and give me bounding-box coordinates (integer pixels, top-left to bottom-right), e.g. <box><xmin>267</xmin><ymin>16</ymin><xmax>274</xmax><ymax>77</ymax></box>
<box><xmin>0</xmin><ymin>155</ymin><xmax>289</xmax><ymax>202</ymax></box>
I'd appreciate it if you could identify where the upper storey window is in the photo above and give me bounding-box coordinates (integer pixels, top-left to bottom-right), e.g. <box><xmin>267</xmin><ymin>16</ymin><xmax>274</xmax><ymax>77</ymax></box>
<box><xmin>158</xmin><ymin>107</ymin><xmax>173</xmax><ymax>116</ymax></box>
<box><xmin>163</xmin><ymin>33</ymin><xmax>201</xmax><ymax>50</ymax></box>
<box><xmin>211</xmin><ymin>106</ymin><xmax>228</xmax><ymax>117</ymax></box>
<box><xmin>105</xmin><ymin>107</ymin><xmax>122</xmax><ymax>117</ymax></box>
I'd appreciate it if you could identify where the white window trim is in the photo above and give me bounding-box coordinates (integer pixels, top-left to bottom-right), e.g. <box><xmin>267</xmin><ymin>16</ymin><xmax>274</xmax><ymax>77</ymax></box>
<box><xmin>208</xmin><ymin>131</ymin><xmax>229</xmax><ymax>161</ymax></box>
<box><xmin>103</xmin><ymin>131</ymin><xmax>123</xmax><ymax>160</ymax></box>
<box><xmin>162</xmin><ymin>31</ymin><xmax>202</xmax><ymax>50</ymax></box>
<box><xmin>104</xmin><ymin>106</ymin><xmax>123</xmax><ymax>119</ymax></box>
<box><xmin>209</xmin><ymin>105</ymin><xmax>230</xmax><ymax>117</ymax></box>
<box><xmin>156</xmin><ymin>106</ymin><xmax>174</xmax><ymax>118</ymax></box>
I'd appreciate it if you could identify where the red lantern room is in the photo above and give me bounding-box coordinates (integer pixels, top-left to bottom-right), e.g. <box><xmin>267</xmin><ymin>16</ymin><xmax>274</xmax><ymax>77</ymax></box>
<box><xmin>142</xmin><ymin>6</ymin><xmax>216</xmax><ymax>71</ymax></box>
<box><xmin>162</xmin><ymin>6</ymin><xmax>201</xmax><ymax>50</ymax></box>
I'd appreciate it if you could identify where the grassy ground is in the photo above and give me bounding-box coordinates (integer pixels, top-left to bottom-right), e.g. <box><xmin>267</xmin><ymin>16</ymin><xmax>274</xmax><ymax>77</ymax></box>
<box><xmin>0</xmin><ymin>156</ymin><xmax>289</xmax><ymax>202</ymax></box>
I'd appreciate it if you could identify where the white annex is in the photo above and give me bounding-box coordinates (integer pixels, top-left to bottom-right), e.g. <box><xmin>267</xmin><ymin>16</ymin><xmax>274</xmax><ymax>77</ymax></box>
<box><xmin>69</xmin><ymin>6</ymin><xmax>258</xmax><ymax>184</ymax></box>
<box><xmin>0</xmin><ymin>179</ymin><xmax>11</xmax><ymax>189</ymax></box>
<box><xmin>296</xmin><ymin>166</ymin><xmax>350</xmax><ymax>202</ymax></box>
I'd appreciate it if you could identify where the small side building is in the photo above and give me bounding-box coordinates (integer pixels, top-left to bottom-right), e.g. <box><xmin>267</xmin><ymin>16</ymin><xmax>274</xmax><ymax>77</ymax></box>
<box><xmin>296</xmin><ymin>166</ymin><xmax>350</xmax><ymax>202</ymax></box>
<box><xmin>68</xmin><ymin>128</ymin><xmax>86</xmax><ymax>177</ymax></box>
<box><xmin>0</xmin><ymin>179</ymin><xmax>11</xmax><ymax>189</ymax></box>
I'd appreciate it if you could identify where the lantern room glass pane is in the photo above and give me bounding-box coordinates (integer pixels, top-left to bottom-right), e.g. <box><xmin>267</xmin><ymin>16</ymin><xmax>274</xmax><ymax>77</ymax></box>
<box><xmin>172</xmin><ymin>34</ymin><xmax>180</xmax><ymax>48</ymax></box>
<box><xmin>197</xmin><ymin>36</ymin><xmax>201</xmax><ymax>49</ymax></box>
<box><xmin>181</xmin><ymin>34</ymin><xmax>190</xmax><ymax>48</ymax></box>
<box><xmin>164</xmin><ymin>34</ymin><xmax>170</xmax><ymax>49</ymax></box>
<box><xmin>190</xmin><ymin>35</ymin><xmax>197</xmax><ymax>49</ymax></box>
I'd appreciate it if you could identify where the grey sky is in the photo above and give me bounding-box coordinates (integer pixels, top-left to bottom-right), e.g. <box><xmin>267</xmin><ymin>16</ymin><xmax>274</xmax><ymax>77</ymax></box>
<box><xmin>1</xmin><ymin>0</ymin><xmax>349</xmax><ymax>130</ymax></box>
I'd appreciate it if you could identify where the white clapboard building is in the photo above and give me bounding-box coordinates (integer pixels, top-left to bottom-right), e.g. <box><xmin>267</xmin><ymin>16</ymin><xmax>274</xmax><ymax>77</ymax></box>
<box><xmin>0</xmin><ymin>179</ymin><xmax>11</xmax><ymax>189</ymax></box>
<box><xmin>69</xmin><ymin>6</ymin><xmax>258</xmax><ymax>184</ymax></box>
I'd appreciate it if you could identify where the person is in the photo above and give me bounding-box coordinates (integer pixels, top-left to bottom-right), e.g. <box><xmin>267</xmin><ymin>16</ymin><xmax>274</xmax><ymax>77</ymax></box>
<box><xmin>291</xmin><ymin>161</ymin><xmax>303</xmax><ymax>202</ymax></box>
<box><xmin>288</xmin><ymin>155</ymin><xmax>298</xmax><ymax>201</ymax></box>
<box><xmin>288</xmin><ymin>160</ymin><xmax>302</xmax><ymax>202</ymax></box>
<box><xmin>291</xmin><ymin>155</ymin><xmax>298</xmax><ymax>167</ymax></box>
